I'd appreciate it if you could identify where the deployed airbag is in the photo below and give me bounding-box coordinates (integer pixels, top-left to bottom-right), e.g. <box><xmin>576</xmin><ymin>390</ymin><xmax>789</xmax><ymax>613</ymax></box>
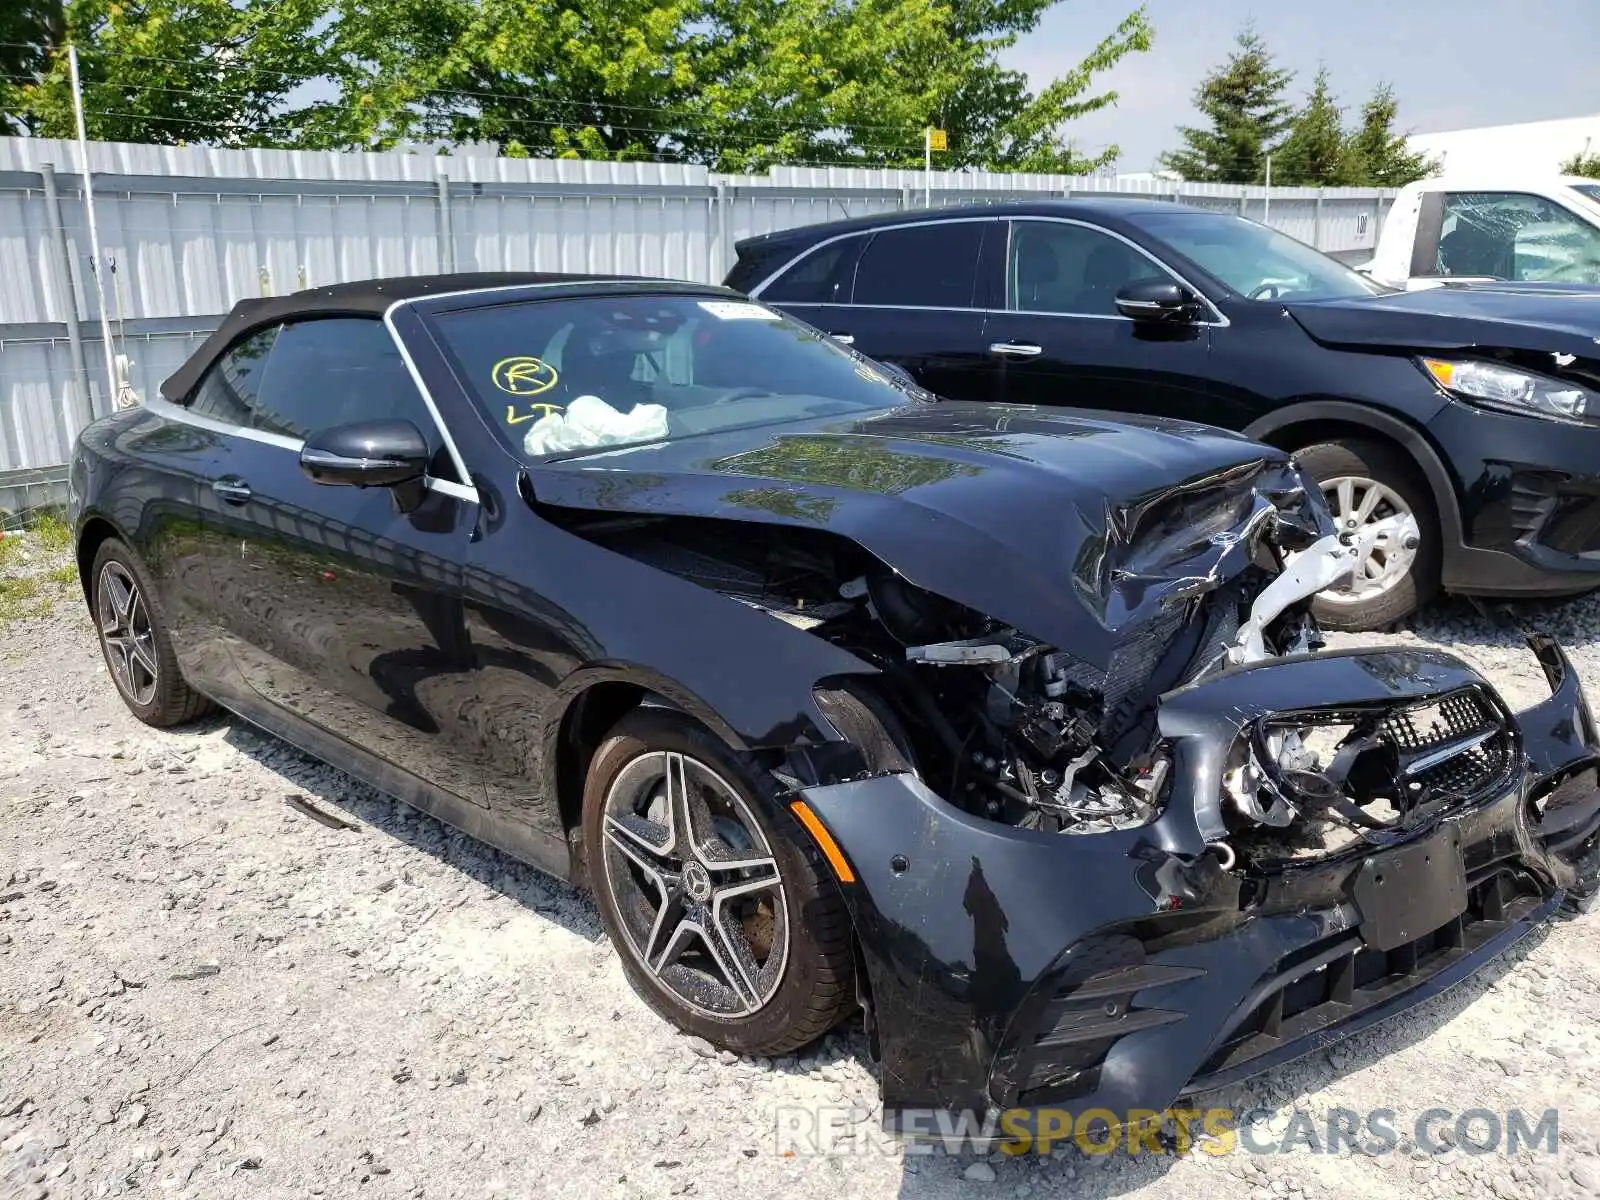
<box><xmin>523</xmin><ymin>394</ymin><xmax>670</xmax><ymax>456</ymax></box>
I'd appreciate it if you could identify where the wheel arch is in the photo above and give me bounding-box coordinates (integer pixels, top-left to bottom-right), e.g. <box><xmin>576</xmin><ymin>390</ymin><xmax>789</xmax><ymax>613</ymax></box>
<box><xmin>73</xmin><ymin>512</ymin><xmax>127</xmax><ymax>604</ymax></box>
<box><xmin>549</xmin><ymin>666</ymin><xmax>757</xmax><ymax>882</ymax></box>
<box><xmin>1244</xmin><ymin>401</ymin><xmax>1463</xmax><ymax>548</ymax></box>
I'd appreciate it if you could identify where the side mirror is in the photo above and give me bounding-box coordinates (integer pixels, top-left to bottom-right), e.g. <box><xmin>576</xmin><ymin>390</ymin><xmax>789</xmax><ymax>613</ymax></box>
<box><xmin>300</xmin><ymin>419</ymin><xmax>430</xmax><ymax>489</ymax></box>
<box><xmin>1115</xmin><ymin>279</ymin><xmax>1201</xmax><ymax>323</ymax></box>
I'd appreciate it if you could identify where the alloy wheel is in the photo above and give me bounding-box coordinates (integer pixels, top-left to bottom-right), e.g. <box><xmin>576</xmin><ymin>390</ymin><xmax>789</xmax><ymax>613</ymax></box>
<box><xmin>1316</xmin><ymin>474</ymin><xmax>1419</xmax><ymax>603</ymax></box>
<box><xmin>97</xmin><ymin>560</ymin><xmax>159</xmax><ymax>706</ymax></box>
<box><xmin>599</xmin><ymin>750</ymin><xmax>788</xmax><ymax>1018</ymax></box>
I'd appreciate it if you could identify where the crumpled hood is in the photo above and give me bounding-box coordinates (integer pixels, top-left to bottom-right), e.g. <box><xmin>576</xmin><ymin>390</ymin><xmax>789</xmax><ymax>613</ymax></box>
<box><xmin>1285</xmin><ymin>286</ymin><xmax>1600</xmax><ymax>357</ymax></box>
<box><xmin>527</xmin><ymin>402</ymin><xmax>1330</xmax><ymax>671</ymax></box>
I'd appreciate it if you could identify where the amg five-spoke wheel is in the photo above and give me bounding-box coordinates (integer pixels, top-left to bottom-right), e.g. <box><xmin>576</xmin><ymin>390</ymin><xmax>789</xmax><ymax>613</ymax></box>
<box><xmin>97</xmin><ymin>560</ymin><xmax>159</xmax><ymax>706</ymax></box>
<box><xmin>88</xmin><ymin>538</ymin><xmax>214</xmax><ymax>727</ymax></box>
<box><xmin>601</xmin><ymin>749</ymin><xmax>789</xmax><ymax>1016</ymax></box>
<box><xmin>583</xmin><ymin>708</ymin><xmax>855</xmax><ymax>1055</ymax></box>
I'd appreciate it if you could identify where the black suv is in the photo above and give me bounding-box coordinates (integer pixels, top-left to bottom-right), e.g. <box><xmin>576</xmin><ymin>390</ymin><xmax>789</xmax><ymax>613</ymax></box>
<box><xmin>727</xmin><ymin>199</ymin><xmax>1600</xmax><ymax>631</ymax></box>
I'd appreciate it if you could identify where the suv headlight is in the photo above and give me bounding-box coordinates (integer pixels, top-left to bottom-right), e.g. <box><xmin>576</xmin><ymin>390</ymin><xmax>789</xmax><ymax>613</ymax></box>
<box><xmin>1421</xmin><ymin>356</ymin><xmax>1595</xmax><ymax>423</ymax></box>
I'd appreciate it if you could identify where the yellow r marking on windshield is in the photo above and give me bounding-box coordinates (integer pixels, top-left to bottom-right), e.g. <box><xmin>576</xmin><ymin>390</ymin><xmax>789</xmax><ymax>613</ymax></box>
<box><xmin>492</xmin><ymin>356</ymin><xmax>559</xmax><ymax>396</ymax></box>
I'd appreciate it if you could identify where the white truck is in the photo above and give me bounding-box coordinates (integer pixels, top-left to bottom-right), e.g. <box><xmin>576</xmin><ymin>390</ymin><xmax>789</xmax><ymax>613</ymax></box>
<box><xmin>1361</xmin><ymin>176</ymin><xmax>1600</xmax><ymax>289</ymax></box>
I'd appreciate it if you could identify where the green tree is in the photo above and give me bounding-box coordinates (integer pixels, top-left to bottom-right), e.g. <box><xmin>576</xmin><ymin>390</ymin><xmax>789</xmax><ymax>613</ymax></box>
<box><xmin>0</xmin><ymin>1</ymin><xmax>64</xmax><ymax>133</ymax></box>
<box><xmin>1160</xmin><ymin>26</ymin><xmax>1293</xmax><ymax>183</ymax></box>
<box><xmin>1560</xmin><ymin>142</ymin><xmax>1600</xmax><ymax>179</ymax></box>
<box><xmin>1341</xmin><ymin>83</ymin><xmax>1434</xmax><ymax>187</ymax></box>
<box><xmin>295</xmin><ymin>0</ymin><xmax>1152</xmax><ymax>171</ymax></box>
<box><xmin>1273</xmin><ymin>67</ymin><xmax>1350</xmax><ymax>186</ymax></box>
<box><xmin>14</xmin><ymin>0</ymin><xmax>326</xmax><ymax>146</ymax></box>
<box><xmin>3</xmin><ymin>0</ymin><xmax>1153</xmax><ymax>171</ymax></box>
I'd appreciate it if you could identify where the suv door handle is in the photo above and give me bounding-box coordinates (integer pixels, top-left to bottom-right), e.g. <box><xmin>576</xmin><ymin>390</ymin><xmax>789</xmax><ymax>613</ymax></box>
<box><xmin>212</xmin><ymin>478</ymin><xmax>252</xmax><ymax>504</ymax></box>
<box><xmin>988</xmin><ymin>342</ymin><xmax>1043</xmax><ymax>358</ymax></box>
<box><xmin>829</xmin><ymin>332</ymin><xmax>855</xmax><ymax>345</ymax></box>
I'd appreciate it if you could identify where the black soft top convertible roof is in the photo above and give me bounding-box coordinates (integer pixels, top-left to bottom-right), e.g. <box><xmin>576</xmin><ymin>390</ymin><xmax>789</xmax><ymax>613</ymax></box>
<box><xmin>160</xmin><ymin>271</ymin><xmax>710</xmax><ymax>403</ymax></box>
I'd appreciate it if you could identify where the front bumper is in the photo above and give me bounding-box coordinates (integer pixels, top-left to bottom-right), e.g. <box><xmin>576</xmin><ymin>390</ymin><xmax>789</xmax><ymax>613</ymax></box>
<box><xmin>1430</xmin><ymin>400</ymin><xmax>1600</xmax><ymax>596</ymax></box>
<box><xmin>798</xmin><ymin>637</ymin><xmax>1600</xmax><ymax>1132</ymax></box>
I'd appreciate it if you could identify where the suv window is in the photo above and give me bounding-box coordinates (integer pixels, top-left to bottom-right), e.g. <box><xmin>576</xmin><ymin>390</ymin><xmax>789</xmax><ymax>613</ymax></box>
<box><xmin>1009</xmin><ymin>220</ymin><xmax>1173</xmax><ymax>316</ymax></box>
<box><xmin>1438</xmin><ymin>192</ymin><xmax>1600</xmax><ymax>283</ymax></box>
<box><xmin>189</xmin><ymin>328</ymin><xmax>277</xmax><ymax>427</ymax></box>
<box><xmin>761</xmin><ymin>236</ymin><xmax>866</xmax><ymax>304</ymax></box>
<box><xmin>852</xmin><ymin>223</ymin><xmax>984</xmax><ymax>307</ymax></box>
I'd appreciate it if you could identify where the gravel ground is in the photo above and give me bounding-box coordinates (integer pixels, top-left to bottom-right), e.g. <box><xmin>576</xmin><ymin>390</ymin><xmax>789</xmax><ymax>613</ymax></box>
<box><xmin>5</xmin><ymin>551</ymin><xmax>1600</xmax><ymax>1200</ymax></box>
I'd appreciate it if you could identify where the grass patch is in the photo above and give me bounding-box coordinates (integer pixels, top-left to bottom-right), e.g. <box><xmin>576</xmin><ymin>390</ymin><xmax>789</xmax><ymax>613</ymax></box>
<box><xmin>0</xmin><ymin>575</ymin><xmax>46</xmax><ymax>623</ymax></box>
<box><xmin>32</xmin><ymin>513</ymin><xmax>72</xmax><ymax>553</ymax></box>
<box><xmin>49</xmin><ymin>562</ymin><xmax>80</xmax><ymax>587</ymax></box>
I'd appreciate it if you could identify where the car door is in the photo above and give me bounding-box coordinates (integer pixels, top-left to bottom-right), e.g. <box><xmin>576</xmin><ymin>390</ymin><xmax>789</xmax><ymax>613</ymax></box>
<box><xmin>981</xmin><ymin>218</ymin><xmax>1215</xmax><ymax>422</ymax></box>
<box><xmin>187</xmin><ymin>316</ymin><xmax>483</xmax><ymax>803</ymax></box>
<box><xmin>759</xmin><ymin>219</ymin><xmax>1000</xmax><ymax>402</ymax></box>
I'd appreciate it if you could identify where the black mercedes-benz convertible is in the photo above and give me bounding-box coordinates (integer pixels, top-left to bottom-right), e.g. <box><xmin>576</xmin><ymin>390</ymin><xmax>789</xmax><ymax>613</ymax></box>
<box><xmin>67</xmin><ymin>273</ymin><xmax>1600</xmax><ymax>1136</ymax></box>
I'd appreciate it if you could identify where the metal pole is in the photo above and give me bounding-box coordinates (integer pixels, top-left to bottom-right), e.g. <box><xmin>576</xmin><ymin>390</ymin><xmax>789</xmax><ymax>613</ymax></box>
<box><xmin>715</xmin><ymin>182</ymin><xmax>730</xmax><ymax>283</ymax></box>
<box><xmin>40</xmin><ymin>162</ymin><xmax>95</xmax><ymax>431</ymax></box>
<box><xmin>436</xmin><ymin>171</ymin><xmax>455</xmax><ymax>274</ymax></box>
<box><xmin>68</xmin><ymin>45</ymin><xmax>118</xmax><ymax>414</ymax></box>
<box><xmin>924</xmin><ymin>128</ymin><xmax>931</xmax><ymax>209</ymax></box>
<box><xmin>1262</xmin><ymin>155</ymin><xmax>1272</xmax><ymax>225</ymax></box>
<box><xmin>1314</xmin><ymin>187</ymin><xmax>1324</xmax><ymax>250</ymax></box>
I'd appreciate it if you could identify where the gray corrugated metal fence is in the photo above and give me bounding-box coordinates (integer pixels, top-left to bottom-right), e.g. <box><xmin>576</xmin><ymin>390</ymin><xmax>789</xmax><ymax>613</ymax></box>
<box><xmin>0</xmin><ymin>135</ymin><xmax>1397</xmax><ymax>477</ymax></box>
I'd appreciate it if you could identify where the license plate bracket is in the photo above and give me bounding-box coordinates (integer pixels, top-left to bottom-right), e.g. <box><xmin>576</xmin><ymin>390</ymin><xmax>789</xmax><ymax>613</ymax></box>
<box><xmin>1353</xmin><ymin>825</ymin><xmax>1467</xmax><ymax>952</ymax></box>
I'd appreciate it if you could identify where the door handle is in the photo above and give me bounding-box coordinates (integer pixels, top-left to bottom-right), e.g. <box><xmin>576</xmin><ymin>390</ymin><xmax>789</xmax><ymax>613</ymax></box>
<box><xmin>212</xmin><ymin>478</ymin><xmax>252</xmax><ymax>504</ymax></box>
<box><xmin>988</xmin><ymin>342</ymin><xmax>1043</xmax><ymax>358</ymax></box>
<box><xmin>830</xmin><ymin>332</ymin><xmax>855</xmax><ymax>345</ymax></box>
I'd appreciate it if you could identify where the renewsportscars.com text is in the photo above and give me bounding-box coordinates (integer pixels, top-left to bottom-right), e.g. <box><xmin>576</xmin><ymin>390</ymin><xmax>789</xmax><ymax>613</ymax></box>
<box><xmin>775</xmin><ymin>1105</ymin><xmax>1561</xmax><ymax>1157</ymax></box>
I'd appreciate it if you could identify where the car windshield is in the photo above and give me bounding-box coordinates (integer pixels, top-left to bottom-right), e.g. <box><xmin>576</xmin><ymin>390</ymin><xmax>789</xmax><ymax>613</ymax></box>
<box><xmin>1134</xmin><ymin>211</ymin><xmax>1391</xmax><ymax>301</ymax></box>
<box><xmin>429</xmin><ymin>294</ymin><xmax>915</xmax><ymax>458</ymax></box>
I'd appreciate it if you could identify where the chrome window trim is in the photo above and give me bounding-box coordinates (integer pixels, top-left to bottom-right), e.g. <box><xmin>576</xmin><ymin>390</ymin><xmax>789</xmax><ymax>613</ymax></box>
<box><xmin>1003</xmin><ymin>216</ymin><xmax>1230</xmax><ymax>327</ymax></box>
<box><xmin>383</xmin><ymin>300</ymin><xmax>477</xmax><ymax>495</ymax></box>
<box><xmin>746</xmin><ymin>215</ymin><xmax>997</xmax><ymax>302</ymax></box>
<box><xmin>148</xmin><ymin>393</ymin><xmax>303</xmax><ymax>452</ymax></box>
<box><xmin>779</xmin><ymin>302</ymin><xmax>987</xmax><ymax>314</ymax></box>
<box><xmin>148</xmin><ymin>394</ymin><xmax>475</xmax><ymax>506</ymax></box>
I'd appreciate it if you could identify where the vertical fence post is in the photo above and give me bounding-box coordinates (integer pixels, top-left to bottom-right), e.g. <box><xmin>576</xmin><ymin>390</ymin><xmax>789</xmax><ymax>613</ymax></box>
<box><xmin>1314</xmin><ymin>188</ymin><xmax>1325</xmax><ymax>250</ymax></box>
<box><xmin>40</xmin><ymin>162</ymin><xmax>96</xmax><ymax>430</ymax></box>
<box><xmin>436</xmin><ymin>171</ymin><xmax>455</xmax><ymax>274</ymax></box>
<box><xmin>714</xmin><ymin>182</ymin><xmax>730</xmax><ymax>283</ymax></box>
<box><xmin>1237</xmin><ymin>189</ymin><xmax>1249</xmax><ymax>217</ymax></box>
<box><xmin>68</xmin><ymin>45</ymin><xmax>119</xmax><ymax>415</ymax></box>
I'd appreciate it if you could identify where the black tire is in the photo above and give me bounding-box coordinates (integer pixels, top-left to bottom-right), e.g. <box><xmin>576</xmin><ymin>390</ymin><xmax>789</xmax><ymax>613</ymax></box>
<box><xmin>89</xmin><ymin>538</ymin><xmax>214</xmax><ymax>727</ymax></box>
<box><xmin>582</xmin><ymin>708</ymin><xmax>855</xmax><ymax>1056</ymax></box>
<box><xmin>1294</xmin><ymin>439</ymin><xmax>1441</xmax><ymax>632</ymax></box>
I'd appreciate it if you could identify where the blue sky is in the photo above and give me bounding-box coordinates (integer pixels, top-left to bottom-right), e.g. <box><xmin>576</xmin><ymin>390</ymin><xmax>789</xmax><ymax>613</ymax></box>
<box><xmin>1003</xmin><ymin>0</ymin><xmax>1600</xmax><ymax>173</ymax></box>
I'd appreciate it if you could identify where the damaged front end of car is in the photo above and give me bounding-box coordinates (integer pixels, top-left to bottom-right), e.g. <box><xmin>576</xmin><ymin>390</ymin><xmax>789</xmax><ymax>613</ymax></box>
<box><xmin>798</xmin><ymin>629</ymin><xmax>1600</xmax><ymax>1133</ymax></box>
<box><xmin>766</xmin><ymin>478</ymin><xmax>1600</xmax><ymax>1134</ymax></box>
<box><xmin>531</xmin><ymin>414</ymin><xmax>1600</xmax><ymax>1131</ymax></box>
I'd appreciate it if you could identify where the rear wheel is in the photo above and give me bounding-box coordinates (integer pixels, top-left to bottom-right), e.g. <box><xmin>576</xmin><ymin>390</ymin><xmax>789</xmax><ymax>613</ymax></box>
<box><xmin>1294</xmin><ymin>439</ymin><xmax>1440</xmax><ymax>632</ymax></box>
<box><xmin>90</xmin><ymin>538</ymin><xmax>214</xmax><ymax>727</ymax></box>
<box><xmin>582</xmin><ymin>708</ymin><xmax>854</xmax><ymax>1055</ymax></box>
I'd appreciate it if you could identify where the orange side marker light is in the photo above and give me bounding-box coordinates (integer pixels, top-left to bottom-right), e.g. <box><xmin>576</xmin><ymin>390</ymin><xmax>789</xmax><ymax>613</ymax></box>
<box><xmin>789</xmin><ymin>799</ymin><xmax>856</xmax><ymax>884</ymax></box>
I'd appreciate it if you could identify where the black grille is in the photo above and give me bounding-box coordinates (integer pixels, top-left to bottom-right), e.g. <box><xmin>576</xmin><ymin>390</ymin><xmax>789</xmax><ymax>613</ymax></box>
<box><xmin>1380</xmin><ymin>688</ymin><xmax>1498</xmax><ymax>751</ymax></box>
<box><xmin>1194</xmin><ymin>868</ymin><xmax>1547</xmax><ymax>1087</ymax></box>
<box><xmin>994</xmin><ymin>934</ymin><xmax>1204</xmax><ymax>1107</ymax></box>
<box><xmin>1382</xmin><ymin>687</ymin><xmax>1514</xmax><ymax>808</ymax></box>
